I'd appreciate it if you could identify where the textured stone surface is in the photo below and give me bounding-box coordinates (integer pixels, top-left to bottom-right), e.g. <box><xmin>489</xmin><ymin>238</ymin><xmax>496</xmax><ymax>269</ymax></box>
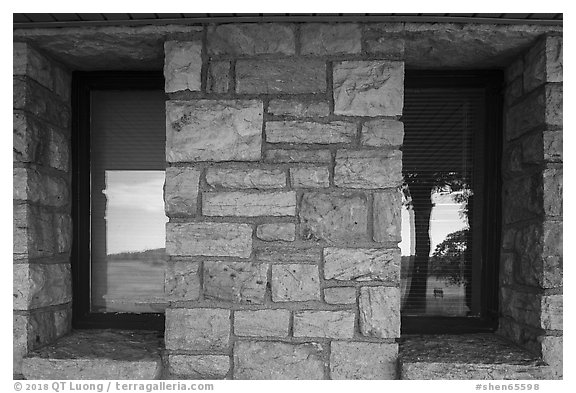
<box><xmin>207</xmin><ymin>61</ymin><xmax>230</xmax><ymax>93</ymax></box>
<box><xmin>14</xmin><ymin>76</ymin><xmax>70</xmax><ymax>128</ymax></box>
<box><xmin>256</xmin><ymin>223</ymin><xmax>296</xmax><ymax>241</ymax></box>
<box><xmin>323</xmin><ymin>287</ymin><xmax>356</xmax><ymax>304</ymax></box>
<box><xmin>324</xmin><ymin>247</ymin><xmax>400</xmax><ymax>282</ymax></box>
<box><xmin>13</xmin><ymin>167</ymin><xmax>68</xmax><ymax>207</ymax></box>
<box><xmin>234</xmin><ymin>309</ymin><xmax>290</xmax><ymax>337</ymax></box>
<box><xmin>166</xmin><ymin>100</ymin><xmax>263</xmax><ymax>162</ymax></box>
<box><xmin>361</xmin><ymin>119</ymin><xmax>404</xmax><ymax>147</ymax></box>
<box><xmin>290</xmin><ymin>167</ymin><xmax>330</xmax><ymax>188</ymax></box>
<box><xmin>364</xmin><ymin>24</ymin><xmax>405</xmax><ymax>57</ymax></box>
<box><xmin>521</xmin><ymin>132</ymin><xmax>563</xmax><ymax>164</ymax></box>
<box><xmin>207</xmin><ymin>24</ymin><xmax>295</xmax><ymax>55</ymax></box>
<box><xmin>359</xmin><ymin>286</ymin><xmax>400</xmax><ymax>338</ymax></box>
<box><xmin>22</xmin><ymin>330</ymin><xmax>162</xmax><ymax>380</ymax></box>
<box><xmin>502</xmin><ymin>175</ymin><xmax>543</xmax><ymax>224</ymax></box>
<box><xmin>165</xmin><ymin>308</ymin><xmax>230</xmax><ymax>351</ymax></box>
<box><xmin>233</xmin><ymin>341</ymin><xmax>325</xmax><ymax>380</ymax></box>
<box><xmin>524</xmin><ymin>36</ymin><xmax>562</xmax><ymax>93</ymax></box>
<box><xmin>271</xmin><ymin>264</ymin><xmax>321</xmax><ymax>302</ymax></box>
<box><xmin>266</xmin><ymin>121</ymin><xmax>356</xmax><ymax>144</ymax></box>
<box><xmin>373</xmin><ymin>190</ymin><xmax>402</xmax><ymax>242</ymax></box>
<box><xmin>165</xmin><ymin>262</ymin><xmax>201</xmax><ymax>301</ymax></box>
<box><xmin>268</xmin><ymin>99</ymin><xmax>329</xmax><ymax>117</ymax></box>
<box><xmin>300</xmin><ymin>24</ymin><xmax>361</xmax><ymax>55</ymax></box>
<box><xmin>500</xmin><ymin>288</ymin><xmax>562</xmax><ymax>330</ymax></box>
<box><xmin>205</xmin><ymin>168</ymin><xmax>286</xmax><ymax>189</ymax></box>
<box><xmin>333</xmin><ymin>60</ymin><xmax>404</xmax><ymax>116</ymax></box>
<box><xmin>540</xmin><ymin>335</ymin><xmax>562</xmax><ymax>377</ymax></box>
<box><xmin>168</xmin><ymin>355</ymin><xmax>230</xmax><ymax>379</ymax></box>
<box><xmin>203</xmin><ymin>191</ymin><xmax>296</xmax><ymax>217</ymax></box>
<box><xmin>203</xmin><ymin>262</ymin><xmax>268</xmax><ymax>304</ymax></box>
<box><xmin>543</xmin><ymin>167</ymin><xmax>562</xmax><ymax>217</ymax></box>
<box><xmin>299</xmin><ymin>192</ymin><xmax>368</xmax><ymax>243</ymax></box>
<box><xmin>331</xmin><ymin>341</ymin><xmax>397</xmax><ymax>379</ymax></box>
<box><xmin>255</xmin><ymin>247</ymin><xmax>321</xmax><ymax>264</ymax></box>
<box><xmin>264</xmin><ymin>149</ymin><xmax>332</xmax><ymax>164</ymax></box>
<box><xmin>236</xmin><ymin>59</ymin><xmax>326</xmax><ymax>94</ymax></box>
<box><xmin>293</xmin><ymin>310</ymin><xmax>355</xmax><ymax>338</ymax></box>
<box><xmin>334</xmin><ymin>150</ymin><xmax>403</xmax><ymax>189</ymax></box>
<box><xmin>13</xmin><ymin>264</ymin><xmax>72</xmax><ymax>310</ymax></box>
<box><xmin>163</xmin><ymin>41</ymin><xmax>202</xmax><ymax>93</ymax></box>
<box><xmin>164</xmin><ymin>167</ymin><xmax>200</xmax><ymax>216</ymax></box>
<box><xmin>166</xmin><ymin>222</ymin><xmax>252</xmax><ymax>258</ymax></box>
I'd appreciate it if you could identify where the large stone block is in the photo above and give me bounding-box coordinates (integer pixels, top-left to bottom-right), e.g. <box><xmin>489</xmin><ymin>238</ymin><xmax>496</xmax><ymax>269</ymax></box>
<box><xmin>373</xmin><ymin>189</ymin><xmax>402</xmax><ymax>242</ymax></box>
<box><xmin>233</xmin><ymin>341</ymin><xmax>325</xmax><ymax>380</ymax></box>
<box><xmin>13</xmin><ymin>167</ymin><xmax>68</xmax><ymax>207</ymax></box>
<box><xmin>234</xmin><ymin>309</ymin><xmax>290</xmax><ymax>337</ymax></box>
<box><xmin>539</xmin><ymin>336</ymin><xmax>562</xmax><ymax>377</ymax></box>
<box><xmin>330</xmin><ymin>341</ymin><xmax>397</xmax><ymax>379</ymax></box>
<box><xmin>203</xmin><ymin>191</ymin><xmax>296</xmax><ymax>217</ymax></box>
<box><xmin>255</xmin><ymin>247</ymin><xmax>321</xmax><ymax>264</ymax></box>
<box><xmin>323</xmin><ymin>287</ymin><xmax>356</xmax><ymax>304</ymax></box>
<box><xmin>324</xmin><ymin>247</ymin><xmax>400</xmax><ymax>282</ymax></box>
<box><xmin>290</xmin><ymin>166</ymin><xmax>330</xmax><ymax>188</ymax></box>
<box><xmin>361</xmin><ymin>119</ymin><xmax>404</xmax><ymax>147</ymax></box>
<box><xmin>14</xmin><ymin>42</ymin><xmax>53</xmax><ymax>90</ymax></box>
<box><xmin>168</xmin><ymin>355</ymin><xmax>230</xmax><ymax>379</ymax></box>
<box><xmin>164</xmin><ymin>167</ymin><xmax>200</xmax><ymax>216</ymax></box>
<box><xmin>266</xmin><ymin>121</ymin><xmax>356</xmax><ymax>144</ymax></box>
<box><xmin>205</xmin><ymin>168</ymin><xmax>286</xmax><ymax>189</ymax></box>
<box><xmin>165</xmin><ymin>308</ymin><xmax>230</xmax><ymax>351</ymax></box>
<box><xmin>264</xmin><ymin>149</ymin><xmax>332</xmax><ymax>164</ymax></box>
<box><xmin>300</xmin><ymin>24</ymin><xmax>361</xmax><ymax>55</ymax></box>
<box><xmin>502</xmin><ymin>175</ymin><xmax>543</xmax><ymax>224</ymax></box>
<box><xmin>500</xmin><ymin>288</ymin><xmax>562</xmax><ymax>331</ymax></box>
<box><xmin>166</xmin><ymin>100</ymin><xmax>263</xmax><ymax>162</ymax></box>
<box><xmin>13</xmin><ymin>264</ymin><xmax>72</xmax><ymax>310</ymax></box>
<box><xmin>543</xmin><ymin>167</ymin><xmax>562</xmax><ymax>218</ymax></box>
<box><xmin>165</xmin><ymin>262</ymin><xmax>201</xmax><ymax>301</ymax></box>
<box><xmin>267</xmin><ymin>99</ymin><xmax>330</xmax><ymax>117</ymax></box>
<box><xmin>358</xmin><ymin>286</ymin><xmax>400</xmax><ymax>338</ymax></box>
<box><xmin>299</xmin><ymin>192</ymin><xmax>368</xmax><ymax>243</ymax></box>
<box><xmin>363</xmin><ymin>24</ymin><xmax>405</xmax><ymax>57</ymax></box>
<box><xmin>256</xmin><ymin>223</ymin><xmax>296</xmax><ymax>242</ymax></box>
<box><xmin>334</xmin><ymin>149</ymin><xmax>402</xmax><ymax>189</ymax></box>
<box><xmin>163</xmin><ymin>41</ymin><xmax>202</xmax><ymax>93</ymax></box>
<box><xmin>271</xmin><ymin>264</ymin><xmax>321</xmax><ymax>302</ymax></box>
<box><xmin>524</xmin><ymin>36</ymin><xmax>562</xmax><ymax>93</ymax></box>
<box><xmin>203</xmin><ymin>261</ymin><xmax>268</xmax><ymax>304</ymax></box>
<box><xmin>236</xmin><ymin>59</ymin><xmax>326</xmax><ymax>94</ymax></box>
<box><xmin>207</xmin><ymin>24</ymin><xmax>295</xmax><ymax>55</ymax></box>
<box><xmin>207</xmin><ymin>61</ymin><xmax>230</xmax><ymax>93</ymax></box>
<box><xmin>13</xmin><ymin>76</ymin><xmax>70</xmax><ymax>129</ymax></box>
<box><xmin>293</xmin><ymin>310</ymin><xmax>355</xmax><ymax>339</ymax></box>
<box><xmin>333</xmin><ymin>61</ymin><xmax>404</xmax><ymax>116</ymax></box>
<box><xmin>166</xmin><ymin>222</ymin><xmax>252</xmax><ymax>258</ymax></box>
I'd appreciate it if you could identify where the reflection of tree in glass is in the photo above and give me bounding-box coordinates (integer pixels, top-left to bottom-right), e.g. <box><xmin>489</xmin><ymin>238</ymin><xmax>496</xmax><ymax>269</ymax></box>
<box><xmin>430</xmin><ymin>229</ymin><xmax>469</xmax><ymax>286</ymax></box>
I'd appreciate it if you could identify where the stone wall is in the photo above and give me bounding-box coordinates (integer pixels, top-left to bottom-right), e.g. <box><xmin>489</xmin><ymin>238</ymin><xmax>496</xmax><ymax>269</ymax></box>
<box><xmin>499</xmin><ymin>35</ymin><xmax>563</xmax><ymax>378</ymax></box>
<box><xmin>162</xmin><ymin>24</ymin><xmax>404</xmax><ymax>380</ymax></box>
<box><xmin>13</xmin><ymin>43</ymin><xmax>73</xmax><ymax>376</ymax></box>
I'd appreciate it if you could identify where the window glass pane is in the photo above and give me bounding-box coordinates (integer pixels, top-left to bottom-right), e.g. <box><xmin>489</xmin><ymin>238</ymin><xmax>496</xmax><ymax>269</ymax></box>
<box><xmin>90</xmin><ymin>90</ymin><xmax>166</xmax><ymax>313</ymax></box>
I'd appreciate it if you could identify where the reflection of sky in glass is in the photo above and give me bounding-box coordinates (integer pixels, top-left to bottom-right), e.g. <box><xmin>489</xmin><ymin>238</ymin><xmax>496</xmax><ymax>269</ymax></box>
<box><xmin>103</xmin><ymin>170</ymin><xmax>167</xmax><ymax>255</ymax></box>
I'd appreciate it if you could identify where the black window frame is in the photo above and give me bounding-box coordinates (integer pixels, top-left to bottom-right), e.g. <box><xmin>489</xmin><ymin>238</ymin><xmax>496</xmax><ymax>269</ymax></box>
<box><xmin>400</xmin><ymin>70</ymin><xmax>503</xmax><ymax>334</ymax></box>
<box><xmin>71</xmin><ymin>71</ymin><xmax>166</xmax><ymax>330</ymax></box>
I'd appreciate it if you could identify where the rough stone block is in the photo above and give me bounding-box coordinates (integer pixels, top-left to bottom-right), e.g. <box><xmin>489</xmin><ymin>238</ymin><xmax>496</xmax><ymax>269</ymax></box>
<box><xmin>236</xmin><ymin>59</ymin><xmax>326</xmax><ymax>94</ymax></box>
<box><xmin>502</xmin><ymin>175</ymin><xmax>543</xmax><ymax>224</ymax></box>
<box><xmin>13</xmin><ymin>264</ymin><xmax>72</xmax><ymax>310</ymax></box>
<box><xmin>203</xmin><ymin>191</ymin><xmax>296</xmax><ymax>217</ymax></box>
<box><xmin>164</xmin><ymin>167</ymin><xmax>200</xmax><ymax>216</ymax></box>
<box><xmin>266</xmin><ymin>120</ymin><xmax>356</xmax><ymax>144</ymax></box>
<box><xmin>330</xmin><ymin>341</ymin><xmax>397</xmax><ymax>379</ymax></box>
<box><xmin>500</xmin><ymin>288</ymin><xmax>563</xmax><ymax>330</ymax></box>
<box><xmin>165</xmin><ymin>308</ymin><xmax>230</xmax><ymax>351</ymax></box>
<box><xmin>363</xmin><ymin>25</ymin><xmax>405</xmax><ymax>57</ymax></box>
<box><xmin>256</xmin><ymin>223</ymin><xmax>296</xmax><ymax>241</ymax></box>
<box><xmin>359</xmin><ymin>286</ymin><xmax>400</xmax><ymax>338</ymax></box>
<box><xmin>293</xmin><ymin>310</ymin><xmax>355</xmax><ymax>338</ymax></box>
<box><xmin>361</xmin><ymin>119</ymin><xmax>404</xmax><ymax>147</ymax></box>
<box><xmin>169</xmin><ymin>355</ymin><xmax>230</xmax><ymax>379</ymax></box>
<box><xmin>324</xmin><ymin>247</ymin><xmax>400</xmax><ymax>282</ymax></box>
<box><xmin>540</xmin><ymin>336</ymin><xmax>562</xmax><ymax>377</ymax></box>
<box><xmin>203</xmin><ymin>261</ymin><xmax>268</xmax><ymax>304</ymax></box>
<box><xmin>543</xmin><ymin>131</ymin><xmax>563</xmax><ymax>162</ymax></box>
<box><xmin>333</xmin><ymin>61</ymin><xmax>404</xmax><ymax>116</ymax></box>
<box><xmin>166</xmin><ymin>100</ymin><xmax>263</xmax><ymax>162</ymax></box>
<box><xmin>234</xmin><ymin>309</ymin><xmax>290</xmax><ymax>337</ymax></box>
<box><xmin>264</xmin><ymin>149</ymin><xmax>332</xmax><ymax>164</ymax></box>
<box><xmin>506</xmin><ymin>57</ymin><xmax>524</xmax><ymax>83</ymax></box>
<box><xmin>164</xmin><ymin>41</ymin><xmax>202</xmax><ymax>93</ymax></box>
<box><xmin>13</xmin><ymin>76</ymin><xmax>70</xmax><ymax>129</ymax></box>
<box><xmin>299</xmin><ymin>192</ymin><xmax>368</xmax><ymax>243</ymax></box>
<box><xmin>205</xmin><ymin>168</ymin><xmax>286</xmax><ymax>189</ymax></box>
<box><xmin>300</xmin><ymin>24</ymin><xmax>361</xmax><ymax>55</ymax></box>
<box><xmin>323</xmin><ymin>287</ymin><xmax>356</xmax><ymax>304</ymax></box>
<box><xmin>543</xmin><ymin>168</ymin><xmax>562</xmax><ymax>218</ymax></box>
<box><xmin>334</xmin><ymin>149</ymin><xmax>403</xmax><ymax>189</ymax></box>
<box><xmin>13</xmin><ymin>167</ymin><xmax>68</xmax><ymax>207</ymax></box>
<box><xmin>268</xmin><ymin>99</ymin><xmax>329</xmax><ymax>117</ymax></box>
<box><xmin>207</xmin><ymin>61</ymin><xmax>230</xmax><ymax>93</ymax></box>
<box><xmin>524</xmin><ymin>36</ymin><xmax>562</xmax><ymax>93</ymax></box>
<box><xmin>233</xmin><ymin>341</ymin><xmax>325</xmax><ymax>380</ymax></box>
<box><xmin>13</xmin><ymin>42</ymin><xmax>53</xmax><ymax>91</ymax></box>
<box><xmin>166</xmin><ymin>222</ymin><xmax>252</xmax><ymax>258</ymax></box>
<box><xmin>255</xmin><ymin>247</ymin><xmax>321</xmax><ymax>264</ymax></box>
<box><xmin>373</xmin><ymin>189</ymin><xmax>402</xmax><ymax>242</ymax></box>
<box><xmin>271</xmin><ymin>264</ymin><xmax>321</xmax><ymax>302</ymax></box>
<box><xmin>207</xmin><ymin>24</ymin><xmax>295</xmax><ymax>55</ymax></box>
<box><xmin>290</xmin><ymin>167</ymin><xmax>329</xmax><ymax>188</ymax></box>
<box><xmin>165</xmin><ymin>262</ymin><xmax>201</xmax><ymax>301</ymax></box>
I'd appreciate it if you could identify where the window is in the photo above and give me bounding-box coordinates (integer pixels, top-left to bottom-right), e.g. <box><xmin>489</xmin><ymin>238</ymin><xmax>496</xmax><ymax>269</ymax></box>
<box><xmin>72</xmin><ymin>72</ymin><xmax>166</xmax><ymax>329</ymax></box>
<box><xmin>400</xmin><ymin>71</ymin><xmax>502</xmax><ymax>334</ymax></box>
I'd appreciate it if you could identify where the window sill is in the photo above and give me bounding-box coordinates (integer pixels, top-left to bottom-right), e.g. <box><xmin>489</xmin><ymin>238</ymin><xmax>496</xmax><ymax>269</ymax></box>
<box><xmin>399</xmin><ymin>334</ymin><xmax>552</xmax><ymax>380</ymax></box>
<box><xmin>21</xmin><ymin>330</ymin><xmax>163</xmax><ymax>380</ymax></box>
